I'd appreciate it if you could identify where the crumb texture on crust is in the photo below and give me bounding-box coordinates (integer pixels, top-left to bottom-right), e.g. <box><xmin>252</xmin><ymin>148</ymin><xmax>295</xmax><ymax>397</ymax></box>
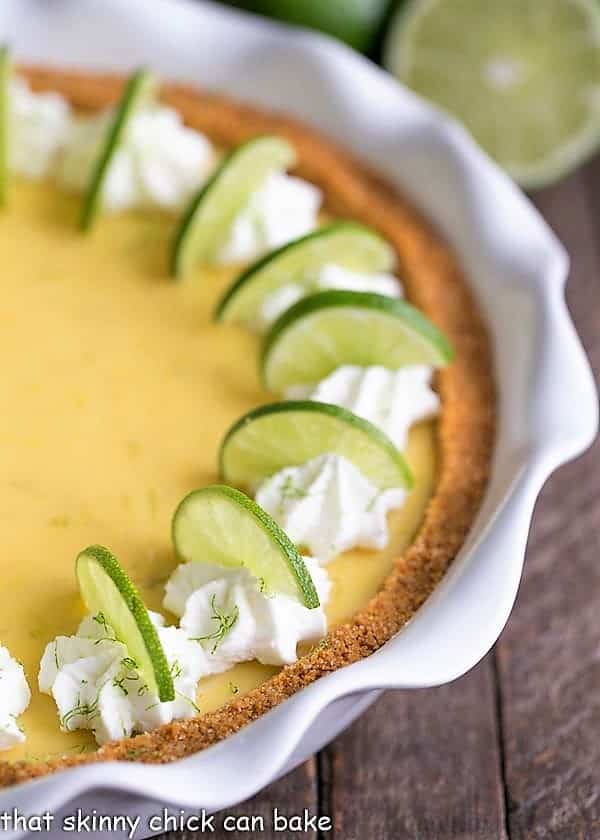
<box><xmin>0</xmin><ymin>68</ymin><xmax>495</xmax><ymax>787</ymax></box>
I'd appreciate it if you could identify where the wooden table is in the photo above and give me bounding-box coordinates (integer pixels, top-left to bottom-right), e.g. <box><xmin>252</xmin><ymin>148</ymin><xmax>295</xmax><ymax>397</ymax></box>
<box><xmin>162</xmin><ymin>164</ymin><xmax>600</xmax><ymax>839</ymax></box>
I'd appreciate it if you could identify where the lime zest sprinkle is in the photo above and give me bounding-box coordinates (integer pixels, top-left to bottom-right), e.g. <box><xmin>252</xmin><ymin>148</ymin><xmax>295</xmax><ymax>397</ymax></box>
<box><xmin>112</xmin><ymin>675</ymin><xmax>130</xmax><ymax>696</ymax></box>
<box><xmin>365</xmin><ymin>490</ymin><xmax>384</xmax><ymax>513</ymax></box>
<box><xmin>113</xmin><ymin>666</ymin><xmax>141</xmax><ymax>697</ymax></box>
<box><xmin>92</xmin><ymin>611</ymin><xmax>118</xmax><ymax>644</ymax></box>
<box><xmin>48</xmin><ymin>514</ymin><xmax>71</xmax><ymax>528</ymax></box>
<box><xmin>169</xmin><ymin>659</ymin><xmax>183</xmax><ymax>680</ymax></box>
<box><xmin>176</xmin><ymin>689</ymin><xmax>200</xmax><ymax>714</ymax></box>
<box><xmin>279</xmin><ymin>475</ymin><xmax>309</xmax><ymax>502</ymax></box>
<box><xmin>192</xmin><ymin>593</ymin><xmax>239</xmax><ymax>654</ymax></box>
<box><xmin>60</xmin><ymin>692</ymin><xmax>100</xmax><ymax>731</ymax></box>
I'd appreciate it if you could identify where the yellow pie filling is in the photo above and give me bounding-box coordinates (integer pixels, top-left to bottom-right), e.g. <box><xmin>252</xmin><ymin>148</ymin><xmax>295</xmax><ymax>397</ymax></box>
<box><xmin>1</xmin><ymin>180</ymin><xmax>437</xmax><ymax>762</ymax></box>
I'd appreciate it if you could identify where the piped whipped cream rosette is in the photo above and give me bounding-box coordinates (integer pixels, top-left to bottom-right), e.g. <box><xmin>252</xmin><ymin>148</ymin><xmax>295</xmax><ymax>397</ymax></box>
<box><xmin>256</xmin><ymin>453</ymin><xmax>406</xmax><ymax>562</ymax></box>
<box><xmin>292</xmin><ymin>364</ymin><xmax>440</xmax><ymax>452</ymax></box>
<box><xmin>258</xmin><ymin>289</ymin><xmax>451</xmax><ymax>461</ymax></box>
<box><xmin>164</xmin><ymin>559</ymin><xmax>330</xmax><ymax>668</ymax></box>
<box><xmin>58</xmin><ymin>104</ymin><xmax>216</xmax><ymax>213</ymax></box>
<box><xmin>39</xmin><ymin>612</ymin><xmax>209</xmax><ymax>746</ymax></box>
<box><xmin>0</xmin><ymin>646</ymin><xmax>30</xmax><ymax>750</ymax></box>
<box><xmin>8</xmin><ymin>76</ymin><xmax>72</xmax><ymax>180</ymax></box>
<box><xmin>152</xmin><ymin>487</ymin><xmax>331</xmax><ymax>720</ymax></box>
<box><xmin>39</xmin><ymin>545</ymin><xmax>212</xmax><ymax>746</ymax></box>
<box><xmin>167</xmin><ymin>485</ymin><xmax>328</xmax><ymax>667</ymax></box>
<box><xmin>171</xmin><ymin>134</ymin><xmax>322</xmax><ymax>276</ymax></box>
<box><xmin>219</xmin><ymin>400</ymin><xmax>413</xmax><ymax>564</ymax></box>
<box><xmin>217</xmin><ymin>170</ymin><xmax>322</xmax><ymax>266</ymax></box>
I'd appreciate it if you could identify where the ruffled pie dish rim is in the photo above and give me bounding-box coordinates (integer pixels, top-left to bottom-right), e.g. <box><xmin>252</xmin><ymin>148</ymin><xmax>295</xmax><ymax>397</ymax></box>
<box><xmin>0</xmin><ymin>66</ymin><xmax>495</xmax><ymax>788</ymax></box>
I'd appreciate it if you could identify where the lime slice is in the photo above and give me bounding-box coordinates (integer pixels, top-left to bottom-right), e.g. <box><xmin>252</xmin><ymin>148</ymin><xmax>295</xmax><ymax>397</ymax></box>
<box><xmin>215</xmin><ymin>222</ymin><xmax>396</xmax><ymax>326</ymax></box>
<box><xmin>220</xmin><ymin>401</ymin><xmax>412</xmax><ymax>491</ymax></box>
<box><xmin>0</xmin><ymin>46</ymin><xmax>11</xmax><ymax>207</ymax></box>
<box><xmin>172</xmin><ymin>485</ymin><xmax>319</xmax><ymax>608</ymax></box>
<box><xmin>76</xmin><ymin>544</ymin><xmax>175</xmax><ymax>702</ymax></box>
<box><xmin>225</xmin><ymin>0</ymin><xmax>390</xmax><ymax>53</ymax></box>
<box><xmin>384</xmin><ymin>0</ymin><xmax>600</xmax><ymax>188</ymax></box>
<box><xmin>261</xmin><ymin>289</ymin><xmax>453</xmax><ymax>392</ymax></box>
<box><xmin>171</xmin><ymin>135</ymin><xmax>296</xmax><ymax>278</ymax></box>
<box><xmin>80</xmin><ymin>68</ymin><xmax>155</xmax><ymax>231</ymax></box>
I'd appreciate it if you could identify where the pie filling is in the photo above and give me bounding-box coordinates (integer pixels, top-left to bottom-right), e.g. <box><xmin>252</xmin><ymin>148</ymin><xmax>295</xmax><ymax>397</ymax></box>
<box><xmin>2</xmin><ymin>173</ymin><xmax>437</xmax><ymax>762</ymax></box>
<box><xmin>0</xmin><ymin>75</ymin><xmax>438</xmax><ymax>760</ymax></box>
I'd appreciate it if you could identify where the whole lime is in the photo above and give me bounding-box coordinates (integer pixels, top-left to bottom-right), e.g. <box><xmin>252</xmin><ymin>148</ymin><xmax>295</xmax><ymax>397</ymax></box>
<box><xmin>223</xmin><ymin>0</ymin><xmax>392</xmax><ymax>53</ymax></box>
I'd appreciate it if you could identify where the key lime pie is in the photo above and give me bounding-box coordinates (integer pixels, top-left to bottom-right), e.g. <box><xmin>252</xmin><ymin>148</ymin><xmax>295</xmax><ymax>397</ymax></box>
<box><xmin>0</xmin><ymin>60</ymin><xmax>494</xmax><ymax>786</ymax></box>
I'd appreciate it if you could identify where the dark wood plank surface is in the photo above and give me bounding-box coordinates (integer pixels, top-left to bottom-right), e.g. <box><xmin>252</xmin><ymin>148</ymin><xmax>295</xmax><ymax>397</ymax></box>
<box><xmin>495</xmin><ymin>166</ymin><xmax>600</xmax><ymax>840</ymax></box>
<box><xmin>163</xmin><ymin>165</ymin><xmax>599</xmax><ymax>840</ymax></box>
<box><xmin>322</xmin><ymin>661</ymin><xmax>507</xmax><ymax>839</ymax></box>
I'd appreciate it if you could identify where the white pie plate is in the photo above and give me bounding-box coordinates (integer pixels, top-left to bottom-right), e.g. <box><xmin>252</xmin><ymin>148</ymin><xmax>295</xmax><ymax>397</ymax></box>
<box><xmin>1</xmin><ymin>0</ymin><xmax>598</xmax><ymax>836</ymax></box>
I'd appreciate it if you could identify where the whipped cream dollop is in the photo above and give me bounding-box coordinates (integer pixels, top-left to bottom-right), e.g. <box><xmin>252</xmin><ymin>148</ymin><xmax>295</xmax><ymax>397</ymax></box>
<box><xmin>164</xmin><ymin>558</ymin><xmax>330</xmax><ymax>667</ymax></box>
<box><xmin>39</xmin><ymin>612</ymin><xmax>210</xmax><ymax>746</ymax></box>
<box><xmin>57</xmin><ymin>105</ymin><xmax>215</xmax><ymax>211</ymax></box>
<box><xmin>256</xmin><ymin>453</ymin><xmax>405</xmax><ymax>562</ymax></box>
<box><xmin>0</xmin><ymin>646</ymin><xmax>30</xmax><ymax>750</ymax></box>
<box><xmin>298</xmin><ymin>365</ymin><xmax>440</xmax><ymax>451</ymax></box>
<box><xmin>9</xmin><ymin>77</ymin><xmax>72</xmax><ymax>179</ymax></box>
<box><xmin>256</xmin><ymin>263</ymin><xmax>402</xmax><ymax>332</ymax></box>
<box><xmin>217</xmin><ymin>172</ymin><xmax>322</xmax><ymax>265</ymax></box>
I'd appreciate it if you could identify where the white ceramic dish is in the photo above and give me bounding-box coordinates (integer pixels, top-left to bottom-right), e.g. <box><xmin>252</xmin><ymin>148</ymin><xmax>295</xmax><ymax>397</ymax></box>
<box><xmin>1</xmin><ymin>0</ymin><xmax>597</xmax><ymax>835</ymax></box>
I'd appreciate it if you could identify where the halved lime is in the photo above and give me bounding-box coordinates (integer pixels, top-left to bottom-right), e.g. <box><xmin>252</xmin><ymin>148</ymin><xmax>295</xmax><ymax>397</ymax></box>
<box><xmin>172</xmin><ymin>485</ymin><xmax>319</xmax><ymax>608</ymax></box>
<box><xmin>171</xmin><ymin>135</ymin><xmax>296</xmax><ymax>278</ymax></box>
<box><xmin>215</xmin><ymin>222</ymin><xmax>396</xmax><ymax>326</ymax></box>
<box><xmin>261</xmin><ymin>289</ymin><xmax>453</xmax><ymax>393</ymax></box>
<box><xmin>0</xmin><ymin>46</ymin><xmax>11</xmax><ymax>207</ymax></box>
<box><xmin>220</xmin><ymin>401</ymin><xmax>412</xmax><ymax>491</ymax></box>
<box><xmin>76</xmin><ymin>544</ymin><xmax>175</xmax><ymax>702</ymax></box>
<box><xmin>80</xmin><ymin>68</ymin><xmax>155</xmax><ymax>231</ymax></box>
<box><xmin>384</xmin><ymin>0</ymin><xmax>600</xmax><ymax>188</ymax></box>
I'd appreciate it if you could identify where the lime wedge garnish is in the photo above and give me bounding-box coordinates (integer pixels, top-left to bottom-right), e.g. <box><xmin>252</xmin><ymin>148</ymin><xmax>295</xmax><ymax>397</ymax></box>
<box><xmin>261</xmin><ymin>289</ymin><xmax>453</xmax><ymax>392</ymax></box>
<box><xmin>0</xmin><ymin>46</ymin><xmax>11</xmax><ymax>207</ymax></box>
<box><xmin>171</xmin><ymin>135</ymin><xmax>296</xmax><ymax>279</ymax></box>
<box><xmin>172</xmin><ymin>485</ymin><xmax>319</xmax><ymax>608</ymax></box>
<box><xmin>220</xmin><ymin>401</ymin><xmax>412</xmax><ymax>491</ymax></box>
<box><xmin>76</xmin><ymin>544</ymin><xmax>175</xmax><ymax>702</ymax></box>
<box><xmin>384</xmin><ymin>0</ymin><xmax>600</xmax><ymax>188</ymax></box>
<box><xmin>80</xmin><ymin>68</ymin><xmax>155</xmax><ymax>231</ymax></box>
<box><xmin>215</xmin><ymin>221</ymin><xmax>396</xmax><ymax>326</ymax></box>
